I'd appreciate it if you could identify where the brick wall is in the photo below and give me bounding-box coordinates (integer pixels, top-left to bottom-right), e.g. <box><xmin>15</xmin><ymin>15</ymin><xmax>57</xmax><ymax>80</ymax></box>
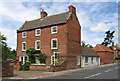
<box><xmin>14</xmin><ymin>60</ymin><xmax>21</xmax><ymax>70</ymax></box>
<box><xmin>66</xmin><ymin>10</ymin><xmax>81</xmax><ymax>69</ymax></box>
<box><xmin>96</xmin><ymin>51</ymin><xmax>114</xmax><ymax>64</ymax></box>
<box><xmin>2</xmin><ymin>60</ymin><xmax>14</xmax><ymax>77</ymax></box>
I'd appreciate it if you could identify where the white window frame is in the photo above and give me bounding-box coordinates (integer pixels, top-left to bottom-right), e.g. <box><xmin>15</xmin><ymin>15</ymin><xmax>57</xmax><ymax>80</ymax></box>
<box><xmin>19</xmin><ymin>56</ymin><xmax>28</xmax><ymax>65</ymax></box>
<box><xmin>22</xmin><ymin>32</ymin><xmax>26</xmax><ymax>38</ymax></box>
<box><xmin>51</xmin><ymin>26</ymin><xmax>57</xmax><ymax>34</ymax></box>
<box><xmin>35</xmin><ymin>29</ymin><xmax>41</xmax><ymax>36</ymax></box>
<box><xmin>51</xmin><ymin>55</ymin><xmax>55</xmax><ymax>65</ymax></box>
<box><xmin>35</xmin><ymin>40</ymin><xmax>40</xmax><ymax>50</ymax></box>
<box><xmin>51</xmin><ymin>52</ymin><xmax>60</xmax><ymax>65</ymax></box>
<box><xmin>51</xmin><ymin>38</ymin><xmax>58</xmax><ymax>49</ymax></box>
<box><xmin>77</xmin><ymin>56</ymin><xmax>80</xmax><ymax>65</ymax></box>
<box><xmin>22</xmin><ymin>42</ymin><xmax>26</xmax><ymax>51</ymax></box>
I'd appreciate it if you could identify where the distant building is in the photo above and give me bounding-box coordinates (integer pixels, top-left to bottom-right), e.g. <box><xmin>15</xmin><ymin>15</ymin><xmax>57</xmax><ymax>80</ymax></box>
<box><xmin>81</xmin><ymin>47</ymin><xmax>100</xmax><ymax>68</ymax></box>
<box><xmin>94</xmin><ymin>44</ymin><xmax>114</xmax><ymax>64</ymax></box>
<box><xmin>111</xmin><ymin>42</ymin><xmax>119</xmax><ymax>59</ymax></box>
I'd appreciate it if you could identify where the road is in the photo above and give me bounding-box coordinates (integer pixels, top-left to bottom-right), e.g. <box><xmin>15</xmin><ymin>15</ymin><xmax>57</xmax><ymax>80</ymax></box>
<box><xmin>40</xmin><ymin>63</ymin><xmax>119</xmax><ymax>79</ymax></box>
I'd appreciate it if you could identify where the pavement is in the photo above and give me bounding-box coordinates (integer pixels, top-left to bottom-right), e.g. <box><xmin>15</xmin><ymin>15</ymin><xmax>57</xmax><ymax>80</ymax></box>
<box><xmin>2</xmin><ymin>63</ymin><xmax>118</xmax><ymax>80</ymax></box>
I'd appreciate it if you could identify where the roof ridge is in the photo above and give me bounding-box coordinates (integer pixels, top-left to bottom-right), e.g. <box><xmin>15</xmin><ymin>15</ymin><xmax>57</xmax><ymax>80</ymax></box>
<box><xmin>27</xmin><ymin>11</ymin><xmax>70</xmax><ymax>22</ymax></box>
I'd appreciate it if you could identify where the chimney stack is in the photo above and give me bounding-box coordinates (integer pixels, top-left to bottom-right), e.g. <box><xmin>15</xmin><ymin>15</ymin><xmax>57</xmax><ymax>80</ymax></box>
<box><xmin>41</xmin><ymin>9</ymin><xmax>48</xmax><ymax>19</ymax></box>
<box><xmin>69</xmin><ymin>5</ymin><xmax>76</xmax><ymax>14</ymax></box>
<box><xmin>112</xmin><ymin>42</ymin><xmax>114</xmax><ymax>47</ymax></box>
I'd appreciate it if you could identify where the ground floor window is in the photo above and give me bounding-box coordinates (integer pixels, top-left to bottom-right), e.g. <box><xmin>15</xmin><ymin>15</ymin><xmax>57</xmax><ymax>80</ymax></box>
<box><xmin>19</xmin><ymin>55</ymin><xmax>28</xmax><ymax>64</ymax></box>
<box><xmin>51</xmin><ymin>52</ymin><xmax>59</xmax><ymax>65</ymax></box>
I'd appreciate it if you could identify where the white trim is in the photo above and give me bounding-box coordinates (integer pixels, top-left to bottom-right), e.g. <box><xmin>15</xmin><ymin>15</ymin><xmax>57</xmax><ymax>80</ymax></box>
<box><xmin>35</xmin><ymin>29</ymin><xmax>41</xmax><ymax>36</ymax></box>
<box><xmin>51</xmin><ymin>26</ymin><xmax>57</xmax><ymax>34</ymax></box>
<box><xmin>22</xmin><ymin>42</ymin><xmax>26</xmax><ymax>51</ymax></box>
<box><xmin>51</xmin><ymin>38</ymin><xmax>58</xmax><ymax>49</ymax></box>
<box><xmin>35</xmin><ymin>40</ymin><xmax>40</xmax><ymax>50</ymax></box>
<box><xmin>51</xmin><ymin>55</ymin><xmax>55</xmax><ymax>65</ymax></box>
<box><xmin>77</xmin><ymin>56</ymin><xmax>80</xmax><ymax>65</ymax></box>
<box><xmin>51</xmin><ymin>52</ymin><xmax>60</xmax><ymax>65</ymax></box>
<box><xmin>22</xmin><ymin>32</ymin><xmax>26</xmax><ymax>38</ymax></box>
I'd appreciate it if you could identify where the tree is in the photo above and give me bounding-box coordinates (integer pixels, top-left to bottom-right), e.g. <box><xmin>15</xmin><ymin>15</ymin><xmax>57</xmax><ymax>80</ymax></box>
<box><xmin>0</xmin><ymin>34</ymin><xmax>16</xmax><ymax>60</ymax></box>
<box><xmin>81</xmin><ymin>41</ymin><xmax>94</xmax><ymax>48</ymax></box>
<box><xmin>101</xmin><ymin>30</ymin><xmax>115</xmax><ymax>46</ymax></box>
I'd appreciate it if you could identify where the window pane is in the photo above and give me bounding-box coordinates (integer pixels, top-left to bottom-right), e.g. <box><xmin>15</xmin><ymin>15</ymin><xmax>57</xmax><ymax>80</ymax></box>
<box><xmin>36</xmin><ymin>41</ymin><xmax>40</xmax><ymax>49</ymax></box>
<box><xmin>37</xmin><ymin>30</ymin><xmax>40</xmax><ymax>34</ymax></box>
<box><xmin>23</xmin><ymin>43</ymin><xmax>26</xmax><ymax>50</ymax></box>
<box><xmin>53</xmin><ymin>40</ymin><xmax>57</xmax><ymax>48</ymax></box>
<box><xmin>25</xmin><ymin>57</ymin><xmax>27</xmax><ymax>61</ymax></box>
<box><xmin>85</xmin><ymin>57</ymin><xmax>88</xmax><ymax>63</ymax></box>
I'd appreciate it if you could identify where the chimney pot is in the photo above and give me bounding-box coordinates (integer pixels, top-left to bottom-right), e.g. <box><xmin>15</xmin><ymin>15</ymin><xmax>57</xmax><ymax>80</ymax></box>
<box><xmin>41</xmin><ymin>9</ymin><xmax>47</xmax><ymax>19</ymax></box>
<box><xmin>69</xmin><ymin>5</ymin><xmax>76</xmax><ymax>14</ymax></box>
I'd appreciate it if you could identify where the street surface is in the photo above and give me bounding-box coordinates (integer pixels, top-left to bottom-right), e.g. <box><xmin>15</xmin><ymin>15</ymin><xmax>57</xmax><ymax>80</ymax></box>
<box><xmin>40</xmin><ymin>63</ymin><xmax>119</xmax><ymax>79</ymax></box>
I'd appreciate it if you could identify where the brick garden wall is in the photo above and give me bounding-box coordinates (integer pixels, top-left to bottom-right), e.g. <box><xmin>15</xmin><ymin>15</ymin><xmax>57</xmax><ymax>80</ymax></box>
<box><xmin>2</xmin><ymin>60</ymin><xmax>14</xmax><ymax>77</ymax></box>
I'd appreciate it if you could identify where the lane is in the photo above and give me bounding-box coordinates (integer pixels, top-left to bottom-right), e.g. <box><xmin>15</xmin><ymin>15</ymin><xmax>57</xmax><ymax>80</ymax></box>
<box><xmin>40</xmin><ymin>63</ymin><xmax>118</xmax><ymax>79</ymax></box>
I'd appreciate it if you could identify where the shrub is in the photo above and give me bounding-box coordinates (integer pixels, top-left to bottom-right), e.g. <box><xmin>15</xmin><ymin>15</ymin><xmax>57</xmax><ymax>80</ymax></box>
<box><xmin>20</xmin><ymin>62</ymin><xmax>31</xmax><ymax>71</ymax></box>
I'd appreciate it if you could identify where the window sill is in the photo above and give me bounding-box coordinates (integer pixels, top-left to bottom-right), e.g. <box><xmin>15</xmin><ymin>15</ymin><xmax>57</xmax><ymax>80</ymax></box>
<box><xmin>51</xmin><ymin>48</ymin><xmax>58</xmax><ymax>50</ymax></box>
<box><xmin>35</xmin><ymin>35</ymin><xmax>40</xmax><ymax>36</ymax></box>
<box><xmin>22</xmin><ymin>50</ymin><xmax>26</xmax><ymax>52</ymax></box>
<box><xmin>51</xmin><ymin>32</ymin><xmax>57</xmax><ymax>34</ymax></box>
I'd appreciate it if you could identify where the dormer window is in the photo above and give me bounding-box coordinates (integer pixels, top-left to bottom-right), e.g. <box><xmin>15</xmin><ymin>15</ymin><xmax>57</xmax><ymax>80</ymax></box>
<box><xmin>22</xmin><ymin>32</ymin><xmax>26</xmax><ymax>38</ymax></box>
<box><xmin>35</xmin><ymin>29</ymin><xmax>40</xmax><ymax>36</ymax></box>
<box><xmin>51</xmin><ymin>26</ymin><xmax>57</xmax><ymax>34</ymax></box>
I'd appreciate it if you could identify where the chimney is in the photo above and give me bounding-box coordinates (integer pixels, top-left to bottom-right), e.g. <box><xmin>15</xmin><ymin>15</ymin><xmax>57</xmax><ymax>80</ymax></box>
<box><xmin>69</xmin><ymin>5</ymin><xmax>76</xmax><ymax>14</ymax></box>
<box><xmin>41</xmin><ymin>9</ymin><xmax>48</xmax><ymax>19</ymax></box>
<box><xmin>112</xmin><ymin>42</ymin><xmax>114</xmax><ymax>47</ymax></box>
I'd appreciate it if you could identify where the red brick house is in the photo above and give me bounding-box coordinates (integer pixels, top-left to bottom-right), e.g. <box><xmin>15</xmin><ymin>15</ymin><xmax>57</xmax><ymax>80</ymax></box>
<box><xmin>17</xmin><ymin>5</ymin><xmax>81</xmax><ymax>71</ymax></box>
<box><xmin>94</xmin><ymin>44</ymin><xmax>114</xmax><ymax>64</ymax></box>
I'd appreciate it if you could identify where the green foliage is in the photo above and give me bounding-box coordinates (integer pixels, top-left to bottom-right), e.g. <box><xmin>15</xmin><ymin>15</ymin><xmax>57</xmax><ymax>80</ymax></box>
<box><xmin>115</xmin><ymin>56</ymin><xmax>120</xmax><ymax>60</ymax></box>
<box><xmin>20</xmin><ymin>62</ymin><xmax>31</xmax><ymax>71</ymax></box>
<box><xmin>39</xmin><ymin>53</ymin><xmax>47</xmax><ymax>64</ymax></box>
<box><xmin>8</xmin><ymin>50</ymin><xmax>16</xmax><ymax>60</ymax></box>
<box><xmin>1</xmin><ymin>34</ymin><xmax>16</xmax><ymax>60</ymax></box>
<box><xmin>26</xmin><ymin>48</ymin><xmax>47</xmax><ymax>64</ymax></box>
<box><xmin>81</xmin><ymin>41</ymin><xmax>94</xmax><ymax>48</ymax></box>
<box><xmin>101</xmin><ymin>30</ymin><xmax>115</xmax><ymax>46</ymax></box>
<box><xmin>26</xmin><ymin>48</ymin><xmax>36</xmax><ymax>64</ymax></box>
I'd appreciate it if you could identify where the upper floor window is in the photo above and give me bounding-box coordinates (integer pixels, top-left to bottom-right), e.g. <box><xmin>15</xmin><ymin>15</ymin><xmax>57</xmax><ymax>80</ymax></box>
<box><xmin>51</xmin><ymin>26</ymin><xmax>57</xmax><ymax>34</ymax></box>
<box><xmin>22</xmin><ymin>42</ymin><xmax>26</xmax><ymax>51</ymax></box>
<box><xmin>35</xmin><ymin>29</ymin><xmax>40</xmax><ymax>36</ymax></box>
<box><xmin>22</xmin><ymin>32</ymin><xmax>26</xmax><ymax>38</ymax></box>
<box><xmin>35</xmin><ymin>40</ymin><xmax>40</xmax><ymax>50</ymax></box>
<box><xmin>51</xmin><ymin>38</ymin><xmax>57</xmax><ymax>49</ymax></box>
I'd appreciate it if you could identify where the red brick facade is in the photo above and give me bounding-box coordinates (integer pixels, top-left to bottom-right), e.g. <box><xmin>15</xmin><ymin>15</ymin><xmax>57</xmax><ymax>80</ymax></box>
<box><xmin>17</xmin><ymin>5</ymin><xmax>81</xmax><ymax>70</ymax></box>
<box><xmin>94</xmin><ymin>44</ymin><xmax>114</xmax><ymax>64</ymax></box>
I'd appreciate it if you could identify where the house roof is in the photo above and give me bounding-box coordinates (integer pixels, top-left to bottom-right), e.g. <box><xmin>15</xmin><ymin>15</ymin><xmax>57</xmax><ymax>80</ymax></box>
<box><xmin>17</xmin><ymin>12</ymin><xmax>72</xmax><ymax>32</ymax></box>
<box><xmin>94</xmin><ymin>44</ymin><xmax>113</xmax><ymax>52</ymax></box>
<box><xmin>81</xmin><ymin>47</ymin><xmax>99</xmax><ymax>57</ymax></box>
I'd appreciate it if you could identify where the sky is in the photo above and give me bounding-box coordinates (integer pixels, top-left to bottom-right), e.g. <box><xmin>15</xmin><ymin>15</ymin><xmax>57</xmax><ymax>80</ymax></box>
<box><xmin>0</xmin><ymin>1</ymin><xmax>119</xmax><ymax>50</ymax></box>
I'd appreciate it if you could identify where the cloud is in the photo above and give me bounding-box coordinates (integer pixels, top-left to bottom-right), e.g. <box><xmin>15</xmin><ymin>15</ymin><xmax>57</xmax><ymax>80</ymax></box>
<box><xmin>1</xmin><ymin>27</ymin><xmax>17</xmax><ymax>49</ymax></box>
<box><xmin>90</xmin><ymin>22</ymin><xmax>117</xmax><ymax>32</ymax></box>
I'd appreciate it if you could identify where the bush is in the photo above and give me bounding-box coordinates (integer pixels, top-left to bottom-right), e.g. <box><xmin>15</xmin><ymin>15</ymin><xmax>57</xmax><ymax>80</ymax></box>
<box><xmin>20</xmin><ymin>62</ymin><xmax>31</xmax><ymax>71</ymax></box>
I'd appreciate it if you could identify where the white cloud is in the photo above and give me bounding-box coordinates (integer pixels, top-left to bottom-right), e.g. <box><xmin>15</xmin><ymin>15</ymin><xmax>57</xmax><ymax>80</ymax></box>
<box><xmin>1</xmin><ymin>27</ymin><xmax>17</xmax><ymax>49</ymax></box>
<box><xmin>90</xmin><ymin>22</ymin><xmax>117</xmax><ymax>32</ymax></box>
<box><xmin>0</xmin><ymin>2</ymin><xmax>40</xmax><ymax>22</ymax></box>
